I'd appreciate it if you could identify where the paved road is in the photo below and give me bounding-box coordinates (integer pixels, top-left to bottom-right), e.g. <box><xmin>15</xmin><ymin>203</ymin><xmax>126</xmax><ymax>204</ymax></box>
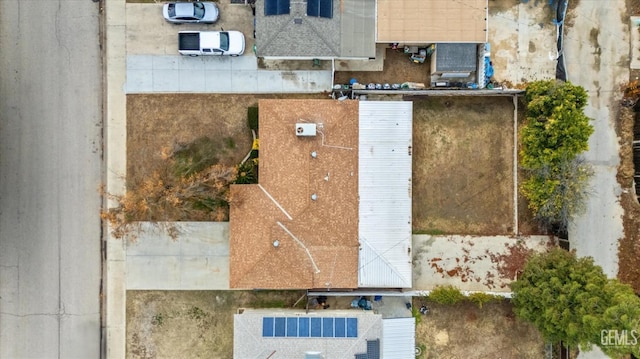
<box><xmin>564</xmin><ymin>1</ymin><xmax>628</xmax><ymax>357</ymax></box>
<box><xmin>0</xmin><ymin>0</ymin><xmax>103</xmax><ymax>358</ymax></box>
<box><xmin>565</xmin><ymin>0</ymin><xmax>627</xmax><ymax>279</ymax></box>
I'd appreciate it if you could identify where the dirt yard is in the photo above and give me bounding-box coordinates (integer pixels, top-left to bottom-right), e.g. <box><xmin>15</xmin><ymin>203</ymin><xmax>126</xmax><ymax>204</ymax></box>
<box><xmin>334</xmin><ymin>48</ymin><xmax>431</xmax><ymax>86</ymax></box>
<box><xmin>411</xmin><ymin>96</ymin><xmax>516</xmax><ymax>235</ymax></box>
<box><xmin>126</xmin><ymin>93</ymin><xmax>325</xmax><ymax>188</ymax></box>
<box><xmin>414</xmin><ymin>299</ymin><xmax>545</xmax><ymax>359</ymax></box>
<box><xmin>126</xmin><ymin>290</ymin><xmax>306</xmax><ymax>359</ymax></box>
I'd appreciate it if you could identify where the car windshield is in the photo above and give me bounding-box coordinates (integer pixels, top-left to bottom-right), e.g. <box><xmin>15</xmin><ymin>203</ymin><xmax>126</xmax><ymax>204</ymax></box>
<box><xmin>219</xmin><ymin>32</ymin><xmax>229</xmax><ymax>51</ymax></box>
<box><xmin>193</xmin><ymin>2</ymin><xmax>205</xmax><ymax>19</ymax></box>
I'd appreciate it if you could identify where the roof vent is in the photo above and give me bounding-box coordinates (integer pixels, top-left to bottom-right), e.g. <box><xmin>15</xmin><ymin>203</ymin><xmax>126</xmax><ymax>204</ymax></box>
<box><xmin>296</xmin><ymin>123</ymin><xmax>317</xmax><ymax>137</ymax></box>
<box><xmin>311</xmin><ymin>151</ymin><xmax>318</xmax><ymax>158</ymax></box>
<box><xmin>273</xmin><ymin>240</ymin><xmax>280</xmax><ymax>248</ymax></box>
<box><xmin>294</xmin><ymin>18</ymin><xmax>303</xmax><ymax>24</ymax></box>
<box><xmin>311</xmin><ymin>193</ymin><xmax>317</xmax><ymax>201</ymax></box>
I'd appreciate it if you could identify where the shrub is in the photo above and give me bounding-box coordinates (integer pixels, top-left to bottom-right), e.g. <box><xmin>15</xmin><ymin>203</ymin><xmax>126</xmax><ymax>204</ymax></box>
<box><xmin>248</xmin><ymin>106</ymin><xmax>259</xmax><ymax>130</ymax></box>
<box><xmin>429</xmin><ymin>285</ymin><xmax>465</xmax><ymax>305</ymax></box>
<box><xmin>467</xmin><ymin>292</ymin><xmax>500</xmax><ymax>308</ymax></box>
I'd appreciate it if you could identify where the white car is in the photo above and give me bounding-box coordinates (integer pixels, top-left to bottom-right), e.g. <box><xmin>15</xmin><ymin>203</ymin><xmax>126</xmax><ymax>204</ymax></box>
<box><xmin>178</xmin><ymin>31</ymin><xmax>245</xmax><ymax>56</ymax></box>
<box><xmin>163</xmin><ymin>2</ymin><xmax>219</xmax><ymax>24</ymax></box>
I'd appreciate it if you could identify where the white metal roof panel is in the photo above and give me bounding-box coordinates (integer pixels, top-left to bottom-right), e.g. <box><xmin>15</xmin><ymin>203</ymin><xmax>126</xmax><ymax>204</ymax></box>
<box><xmin>382</xmin><ymin>318</ymin><xmax>415</xmax><ymax>359</ymax></box>
<box><xmin>358</xmin><ymin>101</ymin><xmax>413</xmax><ymax>288</ymax></box>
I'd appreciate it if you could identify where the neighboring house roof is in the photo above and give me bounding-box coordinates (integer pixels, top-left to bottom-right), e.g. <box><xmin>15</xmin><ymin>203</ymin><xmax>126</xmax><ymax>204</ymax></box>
<box><xmin>233</xmin><ymin>309</ymin><xmax>383</xmax><ymax>358</ymax></box>
<box><xmin>229</xmin><ymin>100</ymin><xmax>414</xmax><ymax>290</ymax></box>
<box><xmin>255</xmin><ymin>0</ymin><xmax>376</xmax><ymax>58</ymax></box>
<box><xmin>357</xmin><ymin>102</ymin><xmax>413</xmax><ymax>288</ymax></box>
<box><xmin>229</xmin><ymin>99</ymin><xmax>361</xmax><ymax>289</ymax></box>
<box><xmin>376</xmin><ymin>0</ymin><xmax>488</xmax><ymax>43</ymax></box>
<box><xmin>434</xmin><ymin>43</ymin><xmax>478</xmax><ymax>72</ymax></box>
<box><xmin>381</xmin><ymin>318</ymin><xmax>416</xmax><ymax>359</ymax></box>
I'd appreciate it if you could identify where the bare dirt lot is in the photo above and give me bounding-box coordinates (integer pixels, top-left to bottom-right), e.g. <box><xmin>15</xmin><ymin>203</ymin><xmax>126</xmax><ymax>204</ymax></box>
<box><xmin>415</xmin><ymin>299</ymin><xmax>544</xmax><ymax>359</ymax></box>
<box><xmin>411</xmin><ymin>96</ymin><xmax>516</xmax><ymax>235</ymax></box>
<box><xmin>334</xmin><ymin>48</ymin><xmax>431</xmax><ymax>86</ymax></box>
<box><xmin>127</xmin><ymin>290</ymin><xmax>306</xmax><ymax>359</ymax></box>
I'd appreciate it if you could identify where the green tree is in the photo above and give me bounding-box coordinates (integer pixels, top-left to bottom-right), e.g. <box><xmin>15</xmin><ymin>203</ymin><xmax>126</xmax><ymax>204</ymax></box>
<box><xmin>521</xmin><ymin>156</ymin><xmax>593</xmax><ymax>230</ymax></box>
<box><xmin>521</xmin><ymin>80</ymin><xmax>593</xmax><ymax>168</ymax></box>
<box><xmin>511</xmin><ymin>248</ymin><xmax>640</xmax><ymax>357</ymax></box>
<box><xmin>520</xmin><ymin>80</ymin><xmax>594</xmax><ymax>229</ymax></box>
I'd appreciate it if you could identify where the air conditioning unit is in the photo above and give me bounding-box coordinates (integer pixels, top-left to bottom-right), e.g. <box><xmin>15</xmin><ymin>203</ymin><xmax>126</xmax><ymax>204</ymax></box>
<box><xmin>296</xmin><ymin>123</ymin><xmax>317</xmax><ymax>137</ymax></box>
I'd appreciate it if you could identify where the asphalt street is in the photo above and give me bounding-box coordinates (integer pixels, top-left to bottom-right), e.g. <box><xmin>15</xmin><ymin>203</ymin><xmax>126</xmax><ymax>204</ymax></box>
<box><xmin>0</xmin><ymin>0</ymin><xmax>103</xmax><ymax>358</ymax></box>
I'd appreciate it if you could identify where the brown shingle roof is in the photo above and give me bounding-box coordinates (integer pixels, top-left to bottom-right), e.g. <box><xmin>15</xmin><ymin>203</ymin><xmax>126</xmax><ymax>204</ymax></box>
<box><xmin>229</xmin><ymin>99</ymin><xmax>360</xmax><ymax>289</ymax></box>
<box><xmin>377</xmin><ymin>0</ymin><xmax>487</xmax><ymax>43</ymax></box>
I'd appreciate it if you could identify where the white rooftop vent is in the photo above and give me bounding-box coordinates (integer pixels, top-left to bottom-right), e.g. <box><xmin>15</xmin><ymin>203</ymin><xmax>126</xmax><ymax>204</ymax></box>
<box><xmin>311</xmin><ymin>151</ymin><xmax>318</xmax><ymax>158</ymax></box>
<box><xmin>296</xmin><ymin>123</ymin><xmax>317</xmax><ymax>137</ymax></box>
<box><xmin>311</xmin><ymin>193</ymin><xmax>317</xmax><ymax>201</ymax></box>
<box><xmin>273</xmin><ymin>240</ymin><xmax>280</xmax><ymax>248</ymax></box>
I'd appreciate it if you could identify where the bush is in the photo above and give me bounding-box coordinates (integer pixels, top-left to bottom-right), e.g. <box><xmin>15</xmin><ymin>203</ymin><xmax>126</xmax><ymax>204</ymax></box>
<box><xmin>234</xmin><ymin>159</ymin><xmax>258</xmax><ymax>184</ymax></box>
<box><xmin>248</xmin><ymin>106</ymin><xmax>259</xmax><ymax>130</ymax></box>
<box><xmin>429</xmin><ymin>285</ymin><xmax>465</xmax><ymax>305</ymax></box>
<box><xmin>467</xmin><ymin>292</ymin><xmax>499</xmax><ymax>308</ymax></box>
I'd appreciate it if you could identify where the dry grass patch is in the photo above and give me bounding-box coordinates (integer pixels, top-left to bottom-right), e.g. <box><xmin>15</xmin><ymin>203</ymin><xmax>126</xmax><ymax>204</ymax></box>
<box><xmin>414</xmin><ymin>300</ymin><xmax>544</xmax><ymax>358</ymax></box>
<box><xmin>412</xmin><ymin>96</ymin><xmax>515</xmax><ymax>235</ymax></box>
<box><xmin>127</xmin><ymin>290</ymin><xmax>306</xmax><ymax>359</ymax></box>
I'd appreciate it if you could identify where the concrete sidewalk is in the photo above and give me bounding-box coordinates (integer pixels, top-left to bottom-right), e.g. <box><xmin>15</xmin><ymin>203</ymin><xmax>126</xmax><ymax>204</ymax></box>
<box><xmin>412</xmin><ymin>235</ymin><xmax>554</xmax><ymax>292</ymax></box>
<box><xmin>126</xmin><ymin>222</ymin><xmax>230</xmax><ymax>290</ymax></box>
<box><xmin>126</xmin><ymin>54</ymin><xmax>333</xmax><ymax>93</ymax></box>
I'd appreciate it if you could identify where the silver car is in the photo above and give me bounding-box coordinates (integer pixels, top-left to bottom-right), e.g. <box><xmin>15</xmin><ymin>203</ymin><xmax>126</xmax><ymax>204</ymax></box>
<box><xmin>163</xmin><ymin>2</ymin><xmax>219</xmax><ymax>24</ymax></box>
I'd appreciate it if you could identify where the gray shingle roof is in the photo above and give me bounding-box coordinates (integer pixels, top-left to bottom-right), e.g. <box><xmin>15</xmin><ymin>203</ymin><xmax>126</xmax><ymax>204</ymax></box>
<box><xmin>255</xmin><ymin>0</ymin><xmax>375</xmax><ymax>58</ymax></box>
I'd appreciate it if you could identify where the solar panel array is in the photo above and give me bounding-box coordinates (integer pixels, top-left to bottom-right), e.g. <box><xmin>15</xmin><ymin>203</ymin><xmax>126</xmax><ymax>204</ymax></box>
<box><xmin>262</xmin><ymin>317</ymin><xmax>358</xmax><ymax>338</ymax></box>
<box><xmin>307</xmin><ymin>0</ymin><xmax>333</xmax><ymax>18</ymax></box>
<box><xmin>264</xmin><ymin>0</ymin><xmax>290</xmax><ymax>16</ymax></box>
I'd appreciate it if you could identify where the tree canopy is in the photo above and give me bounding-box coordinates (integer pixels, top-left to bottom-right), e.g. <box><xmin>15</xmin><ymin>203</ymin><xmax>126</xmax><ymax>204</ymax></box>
<box><xmin>511</xmin><ymin>248</ymin><xmax>640</xmax><ymax>357</ymax></box>
<box><xmin>520</xmin><ymin>80</ymin><xmax>594</xmax><ymax>229</ymax></box>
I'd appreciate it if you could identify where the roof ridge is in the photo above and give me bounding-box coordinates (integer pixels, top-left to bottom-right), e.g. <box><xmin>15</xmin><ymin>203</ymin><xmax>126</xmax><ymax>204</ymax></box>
<box><xmin>256</xmin><ymin>17</ymin><xmax>293</xmax><ymax>55</ymax></box>
<box><xmin>304</xmin><ymin>17</ymin><xmax>340</xmax><ymax>57</ymax></box>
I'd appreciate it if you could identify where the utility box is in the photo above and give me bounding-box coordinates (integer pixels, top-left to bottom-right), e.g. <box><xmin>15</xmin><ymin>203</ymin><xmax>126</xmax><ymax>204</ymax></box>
<box><xmin>296</xmin><ymin>123</ymin><xmax>317</xmax><ymax>137</ymax></box>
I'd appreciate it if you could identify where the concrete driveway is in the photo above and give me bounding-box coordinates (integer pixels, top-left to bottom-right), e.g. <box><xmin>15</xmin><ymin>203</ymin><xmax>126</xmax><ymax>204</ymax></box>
<box><xmin>126</xmin><ymin>222</ymin><xmax>230</xmax><ymax>290</ymax></box>
<box><xmin>565</xmin><ymin>0</ymin><xmax>627</xmax><ymax>279</ymax></box>
<box><xmin>125</xmin><ymin>2</ymin><xmax>332</xmax><ymax>93</ymax></box>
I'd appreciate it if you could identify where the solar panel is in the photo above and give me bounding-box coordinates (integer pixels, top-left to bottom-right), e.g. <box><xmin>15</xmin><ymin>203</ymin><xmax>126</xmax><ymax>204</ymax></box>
<box><xmin>286</xmin><ymin>317</ymin><xmax>298</xmax><ymax>337</ymax></box>
<box><xmin>307</xmin><ymin>0</ymin><xmax>319</xmax><ymax>17</ymax></box>
<box><xmin>310</xmin><ymin>317</ymin><xmax>322</xmax><ymax>337</ymax></box>
<box><xmin>274</xmin><ymin>317</ymin><xmax>286</xmax><ymax>337</ymax></box>
<box><xmin>322</xmin><ymin>317</ymin><xmax>334</xmax><ymax>337</ymax></box>
<box><xmin>278</xmin><ymin>0</ymin><xmax>290</xmax><ymax>15</ymax></box>
<box><xmin>334</xmin><ymin>317</ymin><xmax>346</xmax><ymax>337</ymax></box>
<box><xmin>299</xmin><ymin>317</ymin><xmax>310</xmax><ymax>337</ymax></box>
<box><xmin>262</xmin><ymin>317</ymin><xmax>357</xmax><ymax>338</ymax></box>
<box><xmin>346</xmin><ymin>318</ymin><xmax>358</xmax><ymax>338</ymax></box>
<box><xmin>263</xmin><ymin>317</ymin><xmax>274</xmax><ymax>337</ymax></box>
<box><xmin>319</xmin><ymin>0</ymin><xmax>332</xmax><ymax>18</ymax></box>
<box><xmin>307</xmin><ymin>0</ymin><xmax>332</xmax><ymax>18</ymax></box>
<box><xmin>265</xmin><ymin>0</ymin><xmax>290</xmax><ymax>16</ymax></box>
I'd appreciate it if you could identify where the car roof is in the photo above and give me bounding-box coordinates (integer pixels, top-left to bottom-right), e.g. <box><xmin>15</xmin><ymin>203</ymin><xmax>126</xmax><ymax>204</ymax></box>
<box><xmin>174</xmin><ymin>2</ymin><xmax>196</xmax><ymax>17</ymax></box>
